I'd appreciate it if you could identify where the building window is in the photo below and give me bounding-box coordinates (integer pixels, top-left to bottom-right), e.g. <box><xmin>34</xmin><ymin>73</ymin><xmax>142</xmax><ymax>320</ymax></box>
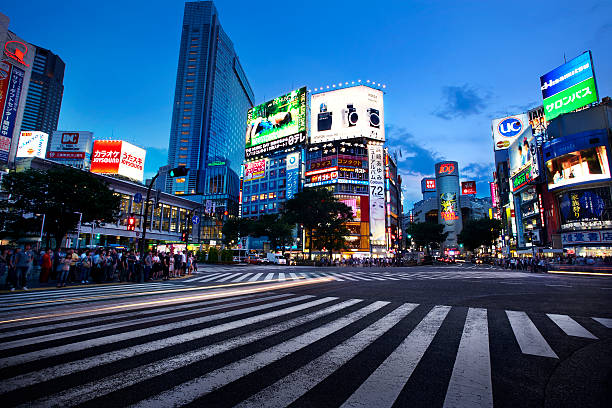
<box><xmin>260</xmin><ymin>193</ymin><xmax>267</xmax><ymax>200</ymax></box>
<box><xmin>251</xmin><ymin>195</ymin><xmax>257</xmax><ymax>202</ymax></box>
<box><xmin>180</xmin><ymin>139</ymin><xmax>189</xmax><ymax>142</ymax></box>
<box><xmin>179</xmin><ymin>155</ymin><xmax>187</xmax><ymax>159</ymax></box>
<box><xmin>181</xmin><ymin>131</ymin><xmax>189</xmax><ymax>135</ymax></box>
<box><xmin>178</xmin><ymin>162</ymin><xmax>187</xmax><ymax>166</ymax></box>
<box><xmin>183</xmin><ymin>116</ymin><xmax>191</xmax><ymax>120</ymax></box>
<box><xmin>186</xmin><ymin>79</ymin><xmax>195</xmax><ymax>83</ymax></box>
<box><xmin>269</xmin><ymin>192</ymin><xmax>276</xmax><ymax>199</ymax></box>
<box><xmin>187</xmin><ymin>66</ymin><xmax>196</xmax><ymax>69</ymax></box>
<box><xmin>182</xmin><ymin>124</ymin><xmax>189</xmax><ymax>127</ymax></box>
<box><xmin>184</xmin><ymin>101</ymin><xmax>192</xmax><ymax>104</ymax></box>
<box><xmin>184</xmin><ymin>108</ymin><xmax>192</xmax><ymax>112</ymax></box>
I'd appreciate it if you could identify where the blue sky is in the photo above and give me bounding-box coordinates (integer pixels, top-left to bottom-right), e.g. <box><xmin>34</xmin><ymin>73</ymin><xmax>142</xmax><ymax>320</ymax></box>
<box><xmin>3</xmin><ymin>0</ymin><xmax>611</xmax><ymax>208</ymax></box>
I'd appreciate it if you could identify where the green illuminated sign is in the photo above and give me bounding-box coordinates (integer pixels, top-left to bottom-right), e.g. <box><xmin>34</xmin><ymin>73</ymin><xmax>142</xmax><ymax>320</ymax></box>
<box><xmin>511</xmin><ymin>165</ymin><xmax>534</xmax><ymax>192</ymax></box>
<box><xmin>208</xmin><ymin>161</ymin><xmax>226</xmax><ymax>166</ymax></box>
<box><xmin>543</xmin><ymin>77</ymin><xmax>597</xmax><ymax>121</ymax></box>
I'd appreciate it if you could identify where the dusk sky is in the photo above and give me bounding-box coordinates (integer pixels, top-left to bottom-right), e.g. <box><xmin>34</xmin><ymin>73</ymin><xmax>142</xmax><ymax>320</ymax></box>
<box><xmin>3</xmin><ymin>0</ymin><xmax>611</xmax><ymax>208</ymax></box>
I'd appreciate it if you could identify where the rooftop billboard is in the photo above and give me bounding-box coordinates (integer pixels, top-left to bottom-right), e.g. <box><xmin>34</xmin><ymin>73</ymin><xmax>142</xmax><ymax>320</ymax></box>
<box><xmin>16</xmin><ymin>131</ymin><xmax>48</xmax><ymax>159</ymax></box>
<box><xmin>90</xmin><ymin>140</ymin><xmax>146</xmax><ymax>182</ymax></box>
<box><xmin>491</xmin><ymin>113</ymin><xmax>529</xmax><ymax>151</ymax></box>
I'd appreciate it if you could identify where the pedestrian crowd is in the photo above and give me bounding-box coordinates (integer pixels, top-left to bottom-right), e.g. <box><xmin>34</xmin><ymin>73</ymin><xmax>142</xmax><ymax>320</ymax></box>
<box><xmin>0</xmin><ymin>246</ymin><xmax>197</xmax><ymax>291</ymax></box>
<box><xmin>319</xmin><ymin>256</ymin><xmax>411</xmax><ymax>267</ymax></box>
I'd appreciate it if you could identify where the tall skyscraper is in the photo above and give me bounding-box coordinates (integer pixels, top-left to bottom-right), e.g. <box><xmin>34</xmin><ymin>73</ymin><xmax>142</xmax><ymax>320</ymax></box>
<box><xmin>20</xmin><ymin>45</ymin><xmax>65</xmax><ymax>136</ymax></box>
<box><xmin>166</xmin><ymin>1</ymin><xmax>254</xmax><ymax>202</ymax></box>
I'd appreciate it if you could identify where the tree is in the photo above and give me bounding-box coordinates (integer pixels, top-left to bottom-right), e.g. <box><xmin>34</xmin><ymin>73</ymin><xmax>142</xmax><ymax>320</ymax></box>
<box><xmin>458</xmin><ymin>218</ymin><xmax>503</xmax><ymax>252</ymax></box>
<box><xmin>251</xmin><ymin>214</ymin><xmax>294</xmax><ymax>252</ymax></box>
<box><xmin>284</xmin><ymin>188</ymin><xmax>353</xmax><ymax>259</ymax></box>
<box><xmin>407</xmin><ymin>222</ymin><xmax>448</xmax><ymax>254</ymax></box>
<box><xmin>222</xmin><ymin>217</ymin><xmax>253</xmax><ymax>246</ymax></box>
<box><xmin>0</xmin><ymin>167</ymin><xmax>121</xmax><ymax>248</ymax></box>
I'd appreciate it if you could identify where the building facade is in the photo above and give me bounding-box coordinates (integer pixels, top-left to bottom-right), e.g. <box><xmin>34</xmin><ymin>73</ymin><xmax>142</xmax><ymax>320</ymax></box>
<box><xmin>19</xmin><ymin>45</ymin><xmax>64</xmax><ymax>136</ymax></box>
<box><xmin>165</xmin><ymin>0</ymin><xmax>254</xmax><ymax>199</ymax></box>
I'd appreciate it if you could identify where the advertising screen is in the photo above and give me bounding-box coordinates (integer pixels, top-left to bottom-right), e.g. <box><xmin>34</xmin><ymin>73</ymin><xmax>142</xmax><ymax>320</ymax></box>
<box><xmin>245</xmin><ymin>87</ymin><xmax>307</xmax><ymax>159</ymax></box>
<box><xmin>244</xmin><ymin>159</ymin><xmax>266</xmax><ymax>181</ymax></box>
<box><xmin>90</xmin><ymin>140</ymin><xmax>146</xmax><ymax>182</ymax></box>
<box><xmin>368</xmin><ymin>144</ymin><xmax>386</xmax><ymax>245</ymax></box>
<box><xmin>16</xmin><ymin>131</ymin><xmax>48</xmax><ymax>158</ymax></box>
<box><xmin>491</xmin><ymin>113</ymin><xmax>529</xmax><ymax>151</ymax></box>
<box><xmin>461</xmin><ymin>181</ymin><xmax>476</xmax><ymax>195</ymax></box>
<box><xmin>0</xmin><ymin>63</ymin><xmax>25</xmax><ymax>162</ymax></box>
<box><xmin>540</xmin><ymin>51</ymin><xmax>598</xmax><ymax>121</ymax></box>
<box><xmin>508</xmin><ymin>131</ymin><xmax>540</xmax><ymax>192</ymax></box>
<box><xmin>440</xmin><ymin>192</ymin><xmax>459</xmax><ymax>221</ymax></box>
<box><xmin>47</xmin><ymin>131</ymin><xmax>93</xmax><ymax>160</ymax></box>
<box><xmin>558</xmin><ymin>187</ymin><xmax>612</xmax><ymax>231</ymax></box>
<box><xmin>545</xmin><ymin>145</ymin><xmax>610</xmax><ymax>190</ymax></box>
<box><xmin>311</xmin><ymin>86</ymin><xmax>385</xmax><ymax>144</ymax></box>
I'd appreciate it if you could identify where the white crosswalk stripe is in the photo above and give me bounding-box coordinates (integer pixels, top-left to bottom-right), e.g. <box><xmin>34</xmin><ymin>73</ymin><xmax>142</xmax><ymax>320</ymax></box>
<box><xmin>263</xmin><ymin>272</ymin><xmax>275</xmax><ymax>281</ymax></box>
<box><xmin>230</xmin><ymin>273</ymin><xmax>254</xmax><ymax>282</ymax></box>
<box><xmin>0</xmin><ymin>292</ymin><xmax>608</xmax><ymax>407</ymax></box>
<box><xmin>506</xmin><ymin>310</ymin><xmax>558</xmax><ymax>358</ymax></box>
<box><xmin>248</xmin><ymin>272</ymin><xmax>264</xmax><ymax>282</ymax></box>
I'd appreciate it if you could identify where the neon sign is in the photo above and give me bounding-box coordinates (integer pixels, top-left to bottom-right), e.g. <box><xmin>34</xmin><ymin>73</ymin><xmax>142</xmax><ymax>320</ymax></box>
<box><xmin>4</xmin><ymin>41</ymin><xmax>30</xmax><ymax>67</ymax></box>
<box><xmin>438</xmin><ymin>163</ymin><xmax>455</xmax><ymax>175</ymax></box>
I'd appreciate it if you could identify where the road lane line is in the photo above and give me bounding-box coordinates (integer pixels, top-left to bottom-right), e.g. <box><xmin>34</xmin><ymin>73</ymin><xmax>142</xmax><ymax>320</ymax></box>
<box><xmin>506</xmin><ymin>311</ymin><xmax>558</xmax><ymax>358</ymax></box>
<box><xmin>340</xmin><ymin>305</ymin><xmax>451</xmax><ymax>408</ymax></box>
<box><xmin>547</xmin><ymin>314</ymin><xmax>597</xmax><ymax>339</ymax></box>
<box><xmin>263</xmin><ymin>273</ymin><xmax>275</xmax><ymax>281</ymax></box>
<box><xmin>248</xmin><ymin>273</ymin><xmax>264</xmax><ymax>282</ymax></box>
<box><xmin>230</xmin><ymin>274</ymin><xmax>253</xmax><ymax>283</ymax></box>
<box><xmin>216</xmin><ymin>273</ymin><xmax>243</xmax><ymax>282</ymax></box>
<box><xmin>592</xmin><ymin>317</ymin><xmax>612</xmax><ymax>328</ymax></box>
<box><xmin>131</xmin><ymin>301</ymin><xmax>390</xmax><ymax>408</ymax></box>
<box><xmin>236</xmin><ymin>303</ymin><xmax>418</xmax><ymax>408</ymax></box>
<box><xmin>443</xmin><ymin>308</ymin><xmax>493</xmax><ymax>408</ymax></box>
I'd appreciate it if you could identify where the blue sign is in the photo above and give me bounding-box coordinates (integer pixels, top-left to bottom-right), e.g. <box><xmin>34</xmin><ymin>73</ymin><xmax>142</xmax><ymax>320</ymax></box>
<box><xmin>286</xmin><ymin>169</ymin><xmax>299</xmax><ymax>200</ymax></box>
<box><xmin>497</xmin><ymin>117</ymin><xmax>523</xmax><ymax>138</ymax></box>
<box><xmin>192</xmin><ymin>215</ymin><xmax>200</xmax><ymax>225</ymax></box>
<box><xmin>540</xmin><ymin>51</ymin><xmax>594</xmax><ymax>100</ymax></box>
<box><xmin>0</xmin><ymin>65</ymin><xmax>25</xmax><ymax>162</ymax></box>
<box><xmin>133</xmin><ymin>193</ymin><xmax>143</xmax><ymax>203</ymax></box>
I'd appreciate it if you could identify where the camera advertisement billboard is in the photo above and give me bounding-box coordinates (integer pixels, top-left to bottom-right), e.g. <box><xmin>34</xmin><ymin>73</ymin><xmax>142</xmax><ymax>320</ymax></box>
<box><xmin>540</xmin><ymin>51</ymin><xmax>598</xmax><ymax>121</ymax></box>
<box><xmin>47</xmin><ymin>131</ymin><xmax>93</xmax><ymax>160</ymax></box>
<box><xmin>245</xmin><ymin>87</ymin><xmax>307</xmax><ymax>159</ymax></box>
<box><xmin>16</xmin><ymin>131</ymin><xmax>48</xmax><ymax>158</ymax></box>
<box><xmin>311</xmin><ymin>85</ymin><xmax>385</xmax><ymax>144</ymax></box>
<box><xmin>491</xmin><ymin>113</ymin><xmax>530</xmax><ymax>151</ymax></box>
<box><xmin>90</xmin><ymin>140</ymin><xmax>146</xmax><ymax>182</ymax></box>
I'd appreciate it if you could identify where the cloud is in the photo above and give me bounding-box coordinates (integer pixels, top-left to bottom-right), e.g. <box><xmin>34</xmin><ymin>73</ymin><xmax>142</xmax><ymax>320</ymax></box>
<box><xmin>143</xmin><ymin>146</ymin><xmax>168</xmax><ymax>180</ymax></box>
<box><xmin>433</xmin><ymin>84</ymin><xmax>490</xmax><ymax>120</ymax></box>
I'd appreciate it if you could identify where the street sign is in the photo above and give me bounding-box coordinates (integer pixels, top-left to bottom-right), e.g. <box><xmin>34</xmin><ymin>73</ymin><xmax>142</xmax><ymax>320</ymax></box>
<box><xmin>133</xmin><ymin>193</ymin><xmax>143</xmax><ymax>204</ymax></box>
<box><xmin>192</xmin><ymin>215</ymin><xmax>200</xmax><ymax>225</ymax></box>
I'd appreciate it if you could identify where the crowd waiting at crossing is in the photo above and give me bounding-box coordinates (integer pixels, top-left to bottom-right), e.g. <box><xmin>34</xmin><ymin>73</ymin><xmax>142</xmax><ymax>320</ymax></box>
<box><xmin>0</xmin><ymin>245</ymin><xmax>197</xmax><ymax>291</ymax></box>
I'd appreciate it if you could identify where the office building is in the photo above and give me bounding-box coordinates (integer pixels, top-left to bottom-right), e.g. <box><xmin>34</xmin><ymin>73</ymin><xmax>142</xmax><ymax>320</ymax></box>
<box><xmin>165</xmin><ymin>0</ymin><xmax>254</xmax><ymax>201</ymax></box>
<box><xmin>19</xmin><ymin>46</ymin><xmax>65</xmax><ymax>136</ymax></box>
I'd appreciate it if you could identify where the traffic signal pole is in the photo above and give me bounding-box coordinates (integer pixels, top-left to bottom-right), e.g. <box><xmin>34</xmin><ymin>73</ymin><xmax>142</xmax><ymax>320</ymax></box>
<box><xmin>138</xmin><ymin>172</ymin><xmax>159</xmax><ymax>256</ymax></box>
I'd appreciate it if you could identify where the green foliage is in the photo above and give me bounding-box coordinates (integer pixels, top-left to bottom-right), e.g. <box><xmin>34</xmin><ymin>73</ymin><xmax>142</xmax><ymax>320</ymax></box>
<box><xmin>284</xmin><ymin>187</ymin><xmax>353</xmax><ymax>258</ymax></box>
<box><xmin>458</xmin><ymin>218</ymin><xmax>503</xmax><ymax>251</ymax></box>
<box><xmin>406</xmin><ymin>222</ymin><xmax>449</xmax><ymax>253</ymax></box>
<box><xmin>250</xmin><ymin>213</ymin><xmax>293</xmax><ymax>251</ymax></box>
<box><xmin>0</xmin><ymin>167</ymin><xmax>121</xmax><ymax>248</ymax></box>
<box><xmin>207</xmin><ymin>247</ymin><xmax>219</xmax><ymax>263</ymax></box>
<box><xmin>219</xmin><ymin>249</ymin><xmax>233</xmax><ymax>263</ymax></box>
<box><xmin>195</xmin><ymin>250</ymin><xmax>207</xmax><ymax>263</ymax></box>
<box><xmin>222</xmin><ymin>217</ymin><xmax>254</xmax><ymax>246</ymax></box>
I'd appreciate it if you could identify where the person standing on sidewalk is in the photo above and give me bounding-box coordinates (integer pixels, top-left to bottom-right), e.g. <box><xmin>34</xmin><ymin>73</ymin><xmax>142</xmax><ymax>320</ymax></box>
<box><xmin>57</xmin><ymin>251</ymin><xmax>72</xmax><ymax>287</ymax></box>
<box><xmin>13</xmin><ymin>246</ymin><xmax>32</xmax><ymax>290</ymax></box>
<box><xmin>40</xmin><ymin>249</ymin><xmax>52</xmax><ymax>283</ymax></box>
<box><xmin>144</xmin><ymin>251</ymin><xmax>152</xmax><ymax>282</ymax></box>
<box><xmin>0</xmin><ymin>248</ymin><xmax>9</xmax><ymax>288</ymax></box>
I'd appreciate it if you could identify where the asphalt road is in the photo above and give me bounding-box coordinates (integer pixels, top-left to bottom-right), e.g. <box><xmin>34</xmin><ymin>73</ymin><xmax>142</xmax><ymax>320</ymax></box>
<box><xmin>0</xmin><ymin>263</ymin><xmax>610</xmax><ymax>407</ymax></box>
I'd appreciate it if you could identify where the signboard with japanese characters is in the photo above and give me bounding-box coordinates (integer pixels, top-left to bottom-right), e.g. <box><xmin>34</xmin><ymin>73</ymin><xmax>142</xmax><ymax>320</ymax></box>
<box><xmin>461</xmin><ymin>181</ymin><xmax>477</xmax><ymax>195</ymax></box>
<box><xmin>558</xmin><ymin>187</ymin><xmax>612</xmax><ymax>231</ymax></box>
<box><xmin>368</xmin><ymin>144</ymin><xmax>386</xmax><ymax>245</ymax></box>
<box><xmin>16</xmin><ymin>131</ymin><xmax>48</xmax><ymax>158</ymax></box>
<box><xmin>244</xmin><ymin>159</ymin><xmax>266</xmax><ymax>181</ymax></box>
<box><xmin>540</xmin><ymin>51</ymin><xmax>598</xmax><ymax>122</ymax></box>
<box><xmin>286</xmin><ymin>152</ymin><xmax>300</xmax><ymax>200</ymax></box>
<box><xmin>561</xmin><ymin>230</ymin><xmax>612</xmax><ymax>246</ymax></box>
<box><xmin>0</xmin><ymin>63</ymin><xmax>25</xmax><ymax>163</ymax></box>
<box><xmin>47</xmin><ymin>131</ymin><xmax>93</xmax><ymax>160</ymax></box>
<box><xmin>90</xmin><ymin>140</ymin><xmax>146</xmax><ymax>182</ymax></box>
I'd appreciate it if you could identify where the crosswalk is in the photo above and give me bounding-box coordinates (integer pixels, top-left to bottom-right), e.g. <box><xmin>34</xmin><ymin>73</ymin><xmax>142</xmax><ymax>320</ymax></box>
<box><xmin>183</xmin><ymin>269</ymin><xmax>537</xmax><ymax>284</ymax></box>
<box><xmin>0</xmin><ymin>282</ymin><xmax>186</xmax><ymax>312</ymax></box>
<box><xmin>0</xmin><ymin>292</ymin><xmax>609</xmax><ymax>407</ymax></box>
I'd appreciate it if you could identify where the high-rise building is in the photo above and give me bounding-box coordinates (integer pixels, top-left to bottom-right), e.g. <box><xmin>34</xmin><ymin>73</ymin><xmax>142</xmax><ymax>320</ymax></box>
<box><xmin>166</xmin><ymin>0</ymin><xmax>254</xmax><ymax>201</ymax></box>
<box><xmin>20</xmin><ymin>46</ymin><xmax>65</xmax><ymax>136</ymax></box>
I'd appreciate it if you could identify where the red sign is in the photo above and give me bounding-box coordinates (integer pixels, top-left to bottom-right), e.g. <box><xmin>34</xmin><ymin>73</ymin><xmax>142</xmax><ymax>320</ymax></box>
<box><xmin>305</xmin><ymin>166</ymin><xmax>337</xmax><ymax>177</ymax></box>
<box><xmin>439</xmin><ymin>163</ymin><xmax>455</xmax><ymax>175</ymax></box>
<box><xmin>4</xmin><ymin>41</ymin><xmax>30</xmax><ymax>67</ymax></box>
<box><xmin>461</xmin><ymin>181</ymin><xmax>477</xmax><ymax>195</ymax></box>
<box><xmin>90</xmin><ymin>140</ymin><xmax>122</xmax><ymax>174</ymax></box>
<box><xmin>310</xmin><ymin>171</ymin><xmax>338</xmax><ymax>183</ymax></box>
<box><xmin>425</xmin><ymin>179</ymin><xmax>436</xmax><ymax>190</ymax></box>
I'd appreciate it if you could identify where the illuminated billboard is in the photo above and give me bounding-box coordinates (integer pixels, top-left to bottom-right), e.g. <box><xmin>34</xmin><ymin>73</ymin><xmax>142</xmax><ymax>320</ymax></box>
<box><xmin>509</xmin><ymin>131</ymin><xmax>540</xmax><ymax>192</ymax></box>
<box><xmin>90</xmin><ymin>140</ymin><xmax>146</xmax><ymax>182</ymax></box>
<box><xmin>16</xmin><ymin>131</ymin><xmax>48</xmax><ymax>158</ymax></box>
<box><xmin>543</xmin><ymin>131</ymin><xmax>610</xmax><ymax>191</ymax></box>
<box><xmin>369</xmin><ymin>144</ymin><xmax>386</xmax><ymax>245</ymax></box>
<box><xmin>540</xmin><ymin>51</ymin><xmax>598</xmax><ymax>122</ymax></box>
<box><xmin>558</xmin><ymin>187</ymin><xmax>612</xmax><ymax>231</ymax></box>
<box><xmin>245</xmin><ymin>87</ymin><xmax>307</xmax><ymax>159</ymax></box>
<box><xmin>47</xmin><ymin>131</ymin><xmax>93</xmax><ymax>160</ymax></box>
<box><xmin>244</xmin><ymin>159</ymin><xmax>266</xmax><ymax>181</ymax></box>
<box><xmin>440</xmin><ymin>192</ymin><xmax>459</xmax><ymax>221</ymax></box>
<box><xmin>461</xmin><ymin>181</ymin><xmax>476</xmax><ymax>195</ymax></box>
<box><xmin>424</xmin><ymin>178</ymin><xmax>436</xmax><ymax>191</ymax></box>
<box><xmin>311</xmin><ymin>85</ymin><xmax>385</xmax><ymax>144</ymax></box>
<box><xmin>492</xmin><ymin>113</ymin><xmax>529</xmax><ymax>151</ymax></box>
<box><xmin>0</xmin><ymin>62</ymin><xmax>25</xmax><ymax>162</ymax></box>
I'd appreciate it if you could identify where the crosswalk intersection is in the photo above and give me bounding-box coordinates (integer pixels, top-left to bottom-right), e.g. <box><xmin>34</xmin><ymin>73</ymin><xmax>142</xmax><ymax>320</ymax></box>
<box><xmin>183</xmin><ymin>268</ymin><xmax>538</xmax><ymax>284</ymax></box>
<box><xmin>0</xmin><ymin>291</ymin><xmax>609</xmax><ymax>407</ymax></box>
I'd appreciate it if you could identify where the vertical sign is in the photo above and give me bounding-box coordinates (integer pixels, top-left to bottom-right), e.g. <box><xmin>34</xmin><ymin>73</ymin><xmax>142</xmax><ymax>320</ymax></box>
<box><xmin>286</xmin><ymin>151</ymin><xmax>300</xmax><ymax>200</ymax></box>
<box><xmin>368</xmin><ymin>144</ymin><xmax>386</xmax><ymax>245</ymax></box>
<box><xmin>0</xmin><ymin>64</ymin><xmax>25</xmax><ymax>162</ymax></box>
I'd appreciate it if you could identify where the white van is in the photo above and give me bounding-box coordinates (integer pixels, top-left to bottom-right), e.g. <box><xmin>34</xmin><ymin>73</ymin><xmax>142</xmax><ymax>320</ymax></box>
<box><xmin>266</xmin><ymin>252</ymin><xmax>286</xmax><ymax>265</ymax></box>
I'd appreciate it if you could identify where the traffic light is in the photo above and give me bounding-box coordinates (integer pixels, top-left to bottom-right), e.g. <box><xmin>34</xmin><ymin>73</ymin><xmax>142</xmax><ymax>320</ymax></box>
<box><xmin>168</xmin><ymin>166</ymin><xmax>189</xmax><ymax>178</ymax></box>
<box><xmin>127</xmin><ymin>216</ymin><xmax>136</xmax><ymax>231</ymax></box>
<box><xmin>182</xmin><ymin>231</ymin><xmax>188</xmax><ymax>243</ymax></box>
<box><xmin>406</xmin><ymin>234</ymin><xmax>412</xmax><ymax>239</ymax></box>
